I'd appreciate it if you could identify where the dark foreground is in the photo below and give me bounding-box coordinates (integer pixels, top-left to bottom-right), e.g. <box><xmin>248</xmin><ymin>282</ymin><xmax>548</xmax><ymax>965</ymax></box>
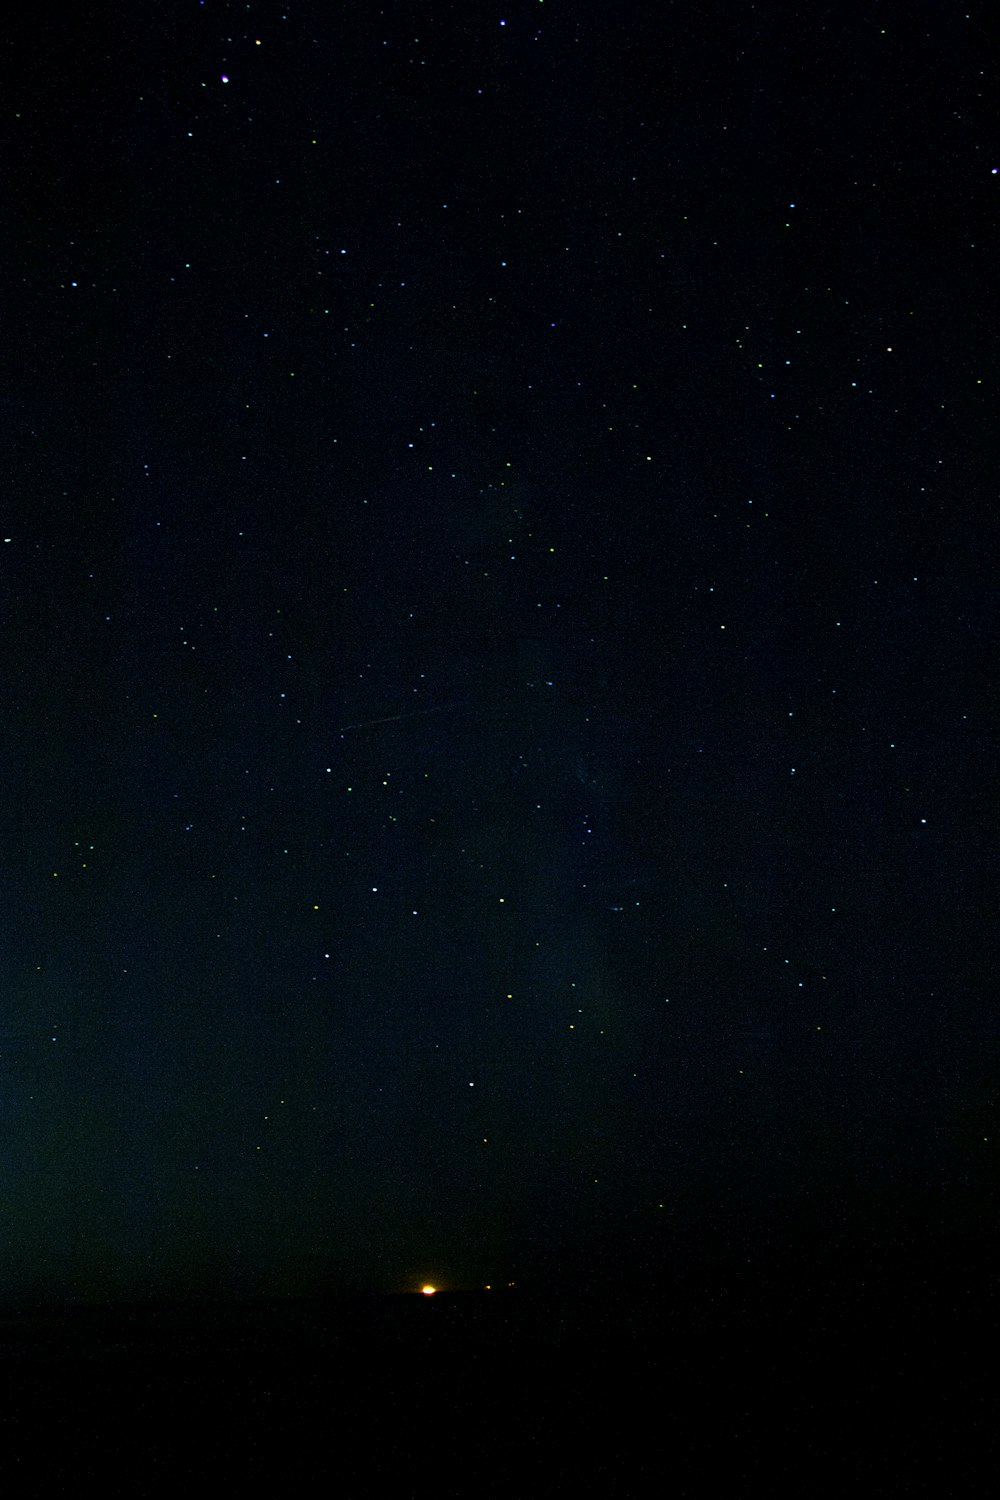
<box><xmin>0</xmin><ymin>1266</ymin><xmax>992</xmax><ymax>1494</ymax></box>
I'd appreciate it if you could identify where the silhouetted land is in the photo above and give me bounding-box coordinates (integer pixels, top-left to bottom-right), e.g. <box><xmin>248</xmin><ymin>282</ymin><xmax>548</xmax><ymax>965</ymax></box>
<box><xmin>1</xmin><ymin>1242</ymin><xmax>992</xmax><ymax>1492</ymax></box>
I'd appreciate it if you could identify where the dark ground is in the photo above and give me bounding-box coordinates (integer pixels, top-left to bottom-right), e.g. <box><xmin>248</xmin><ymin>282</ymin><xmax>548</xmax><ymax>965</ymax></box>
<box><xmin>1</xmin><ymin>1248</ymin><xmax>992</xmax><ymax>1494</ymax></box>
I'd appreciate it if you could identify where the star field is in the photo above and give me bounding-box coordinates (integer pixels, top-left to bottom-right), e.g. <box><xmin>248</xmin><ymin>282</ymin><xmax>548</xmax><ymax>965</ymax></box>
<box><xmin>0</xmin><ymin>0</ymin><xmax>996</xmax><ymax>1304</ymax></box>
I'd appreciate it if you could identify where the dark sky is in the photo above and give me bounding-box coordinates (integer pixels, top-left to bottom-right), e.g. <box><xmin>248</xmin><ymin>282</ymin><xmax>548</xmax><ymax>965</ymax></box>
<box><xmin>1</xmin><ymin>1</ymin><xmax>996</xmax><ymax>1303</ymax></box>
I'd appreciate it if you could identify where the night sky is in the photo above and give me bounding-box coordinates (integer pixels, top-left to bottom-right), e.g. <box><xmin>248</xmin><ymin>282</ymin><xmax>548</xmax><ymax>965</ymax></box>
<box><xmin>2</xmin><ymin>1</ymin><xmax>997</xmax><ymax>1306</ymax></box>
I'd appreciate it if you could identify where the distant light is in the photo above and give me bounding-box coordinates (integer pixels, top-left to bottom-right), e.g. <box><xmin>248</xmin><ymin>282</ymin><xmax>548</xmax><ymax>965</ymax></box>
<box><xmin>421</xmin><ymin>1285</ymin><xmax>437</xmax><ymax>1296</ymax></box>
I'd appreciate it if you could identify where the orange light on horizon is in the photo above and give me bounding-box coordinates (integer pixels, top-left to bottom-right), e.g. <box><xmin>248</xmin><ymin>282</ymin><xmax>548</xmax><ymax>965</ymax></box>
<box><xmin>421</xmin><ymin>1285</ymin><xmax>437</xmax><ymax>1296</ymax></box>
